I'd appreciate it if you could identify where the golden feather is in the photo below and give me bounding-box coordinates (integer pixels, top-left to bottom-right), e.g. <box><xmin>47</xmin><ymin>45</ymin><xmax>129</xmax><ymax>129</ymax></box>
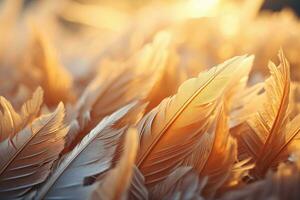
<box><xmin>0</xmin><ymin>87</ymin><xmax>43</xmax><ymax>142</ymax></box>
<box><xmin>136</xmin><ymin>55</ymin><xmax>253</xmax><ymax>187</ymax></box>
<box><xmin>234</xmin><ymin>50</ymin><xmax>300</xmax><ymax>178</ymax></box>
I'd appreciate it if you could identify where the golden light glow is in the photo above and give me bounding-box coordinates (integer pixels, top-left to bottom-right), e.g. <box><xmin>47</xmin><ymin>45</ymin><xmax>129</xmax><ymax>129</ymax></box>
<box><xmin>183</xmin><ymin>0</ymin><xmax>220</xmax><ymax>18</ymax></box>
<box><xmin>1</xmin><ymin>0</ymin><xmax>300</xmax><ymax>199</ymax></box>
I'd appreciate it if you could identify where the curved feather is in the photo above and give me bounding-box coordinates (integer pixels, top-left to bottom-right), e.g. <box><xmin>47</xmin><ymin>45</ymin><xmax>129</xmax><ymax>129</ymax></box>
<box><xmin>0</xmin><ymin>103</ymin><xmax>68</xmax><ymax>199</ymax></box>
<box><xmin>199</xmin><ymin>105</ymin><xmax>238</xmax><ymax>197</ymax></box>
<box><xmin>20</xmin><ymin>86</ymin><xmax>44</xmax><ymax>127</ymax></box>
<box><xmin>90</xmin><ymin>128</ymin><xmax>138</xmax><ymax>200</ymax></box>
<box><xmin>68</xmin><ymin>32</ymin><xmax>169</xmax><ymax>147</ymax></box>
<box><xmin>78</xmin><ymin>32</ymin><xmax>168</xmax><ymax>127</ymax></box>
<box><xmin>230</xmin><ymin>82</ymin><xmax>264</xmax><ymax>128</ymax></box>
<box><xmin>0</xmin><ymin>96</ymin><xmax>22</xmax><ymax>142</ymax></box>
<box><xmin>136</xmin><ymin>55</ymin><xmax>253</xmax><ymax>186</ymax></box>
<box><xmin>0</xmin><ymin>87</ymin><xmax>44</xmax><ymax>142</ymax></box>
<box><xmin>143</xmin><ymin>34</ymin><xmax>188</xmax><ymax>113</ymax></box>
<box><xmin>29</xmin><ymin>23</ymin><xmax>75</xmax><ymax>106</ymax></box>
<box><xmin>35</xmin><ymin>102</ymin><xmax>141</xmax><ymax>200</ymax></box>
<box><xmin>234</xmin><ymin>50</ymin><xmax>300</xmax><ymax>178</ymax></box>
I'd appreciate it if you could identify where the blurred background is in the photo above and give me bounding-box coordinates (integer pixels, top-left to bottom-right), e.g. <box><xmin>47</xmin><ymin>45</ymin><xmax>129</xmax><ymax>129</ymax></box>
<box><xmin>262</xmin><ymin>0</ymin><xmax>300</xmax><ymax>15</ymax></box>
<box><xmin>1</xmin><ymin>0</ymin><xmax>300</xmax><ymax>107</ymax></box>
<box><xmin>21</xmin><ymin>0</ymin><xmax>300</xmax><ymax>16</ymax></box>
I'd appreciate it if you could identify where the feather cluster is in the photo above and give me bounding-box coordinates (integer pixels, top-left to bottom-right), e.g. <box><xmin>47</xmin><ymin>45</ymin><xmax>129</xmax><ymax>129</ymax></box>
<box><xmin>1</xmin><ymin>0</ymin><xmax>300</xmax><ymax>199</ymax></box>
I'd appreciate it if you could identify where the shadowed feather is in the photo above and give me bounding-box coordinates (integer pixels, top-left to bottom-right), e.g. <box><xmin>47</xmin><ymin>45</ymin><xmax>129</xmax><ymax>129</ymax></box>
<box><xmin>90</xmin><ymin>128</ymin><xmax>138</xmax><ymax>200</ymax></box>
<box><xmin>220</xmin><ymin>152</ymin><xmax>300</xmax><ymax>200</ymax></box>
<box><xmin>150</xmin><ymin>167</ymin><xmax>206</xmax><ymax>200</ymax></box>
<box><xmin>0</xmin><ymin>102</ymin><xmax>68</xmax><ymax>199</ymax></box>
<box><xmin>35</xmin><ymin>102</ymin><xmax>143</xmax><ymax>200</ymax></box>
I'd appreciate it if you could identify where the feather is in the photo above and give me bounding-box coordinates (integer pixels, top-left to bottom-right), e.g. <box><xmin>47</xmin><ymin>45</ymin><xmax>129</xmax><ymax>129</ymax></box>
<box><xmin>0</xmin><ymin>87</ymin><xmax>44</xmax><ymax>142</ymax></box>
<box><xmin>150</xmin><ymin>167</ymin><xmax>205</xmax><ymax>200</ymax></box>
<box><xmin>144</xmin><ymin>49</ymin><xmax>188</xmax><ymax>113</ymax></box>
<box><xmin>136</xmin><ymin>55</ymin><xmax>253</xmax><ymax>186</ymax></box>
<box><xmin>222</xmin><ymin>159</ymin><xmax>254</xmax><ymax>189</ymax></box>
<box><xmin>68</xmin><ymin>32</ymin><xmax>168</xmax><ymax>147</ymax></box>
<box><xmin>230</xmin><ymin>82</ymin><xmax>264</xmax><ymax>128</ymax></box>
<box><xmin>234</xmin><ymin>50</ymin><xmax>300</xmax><ymax>178</ymax></box>
<box><xmin>220</xmin><ymin>152</ymin><xmax>300</xmax><ymax>200</ymax></box>
<box><xmin>0</xmin><ymin>102</ymin><xmax>68</xmax><ymax>199</ymax></box>
<box><xmin>65</xmin><ymin>99</ymin><xmax>146</xmax><ymax>151</ymax></box>
<box><xmin>199</xmin><ymin>105</ymin><xmax>238</xmax><ymax>197</ymax></box>
<box><xmin>0</xmin><ymin>96</ymin><xmax>22</xmax><ymax>142</ymax></box>
<box><xmin>289</xmin><ymin>82</ymin><xmax>300</xmax><ymax>118</ymax></box>
<box><xmin>20</xmin><ymin>86</ymin><xmax>44</xmax><ymax>127</ymax></box>
<box><xmin>78</xmin><ymin>32</ymin><xmax>168</xmax><ymax>127</ymax></box>
<box><xmin>285</xmin><ymin>115</ymin><xmax>300</xmax><ymax>154</ymax></box>
<box><xmin>78</xmin><ymin>31</ymin><xmax>169</xmax><ymax>127</ymax></box>
<box><xmin>29</xmin><ymin>23</ymin><xmax>75</xmax><ymax>106</ymax></box>
<box><xmin>34</xmin><ymin>102</ymin><xmax>141</xmax><ymax>200</ymax></box>
<box><xmin>128</xmin><ymin>166</ymin><xmax>149</xmax><ymax>200</ymax></box>
<box><xmin>90</xmin><ymin>128</ymin><xmax>138</xmax><ymax>200</ymax></box>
